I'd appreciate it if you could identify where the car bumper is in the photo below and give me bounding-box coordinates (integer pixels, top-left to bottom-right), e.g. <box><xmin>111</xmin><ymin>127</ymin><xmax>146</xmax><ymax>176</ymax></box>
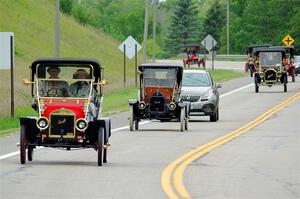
<box><xmin>189</xmin><ymin>100</ymin><xmax>217</xmax><ymax>116</ymax></box>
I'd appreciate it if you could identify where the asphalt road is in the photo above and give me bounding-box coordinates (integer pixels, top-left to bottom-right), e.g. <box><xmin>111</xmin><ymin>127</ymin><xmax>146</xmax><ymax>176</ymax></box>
<box><xmin>0</xmin><ymin>73</ymin><xmax>299</xmax><ymax>199</ymax></box>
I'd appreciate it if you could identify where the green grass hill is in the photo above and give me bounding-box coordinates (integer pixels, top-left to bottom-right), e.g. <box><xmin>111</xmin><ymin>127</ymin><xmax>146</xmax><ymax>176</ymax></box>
<box><xmin>0</xmin><ymin>0</ymin><xmax>140</xmax><ymax>115</ymax></box>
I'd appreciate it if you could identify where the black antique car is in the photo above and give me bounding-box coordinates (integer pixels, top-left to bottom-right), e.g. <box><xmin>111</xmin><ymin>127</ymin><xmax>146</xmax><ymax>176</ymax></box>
<box><xmin>253</xmin><ymin>47</ymin><xmax>287</xmax><ymax>92</ymax></box>
<box><xmin>272</xmin><ymin>46</ymin><xmax>295</xmax><ymax>82</ymax></box>
<box><xmin>246</xmin><ymin>44</ymin><xmax>272</xmax><ymax>77</ymax></box>
<box><xmin>128</xmin><ymin>63</ymin><xmax>189</xmax><ymax>131</ymax></box>
<box><xmin>20</xmin><ymin>58</ymin><xmax>111</xmax><ymax>166</ymax></box>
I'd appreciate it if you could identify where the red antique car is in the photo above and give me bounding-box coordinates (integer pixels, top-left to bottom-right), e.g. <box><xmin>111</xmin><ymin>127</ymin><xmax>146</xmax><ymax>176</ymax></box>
<box><xmin>183</xmin><ymin>45</ymin><xmax>205</xmax><ymax>68</ymax></box>
<box><xmin>20</xmin><ymin>58</ymin><xmax>111</xmax><ymax>166</ymax></box>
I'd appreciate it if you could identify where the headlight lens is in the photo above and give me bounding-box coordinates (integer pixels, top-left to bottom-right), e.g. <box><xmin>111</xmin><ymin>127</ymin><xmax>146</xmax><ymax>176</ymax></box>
<box><xmin>138</xmin><ymin>101</ymin><xmax>146</xmax><ymax>109</ymax></box>
<box><xmin>36</xmin><ymin>117</ymin><xmax>49</xmax><ymax>130</ymax></box>
<box><xmin>169</xmin><ymin>102</ymin><xmax>176</xmax><ymax>110</ymax></box>
<box><xmin>75</xmin><ymin>119</ymin><xmax>88</xmax><ymax>131</ymax></box>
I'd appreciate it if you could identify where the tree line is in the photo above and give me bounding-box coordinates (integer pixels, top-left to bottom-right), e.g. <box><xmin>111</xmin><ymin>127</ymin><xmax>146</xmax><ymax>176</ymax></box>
<box><xmin>60</xmin><ymin>0</ymin><xmax>300</xmax><ymax>56</ymax></box>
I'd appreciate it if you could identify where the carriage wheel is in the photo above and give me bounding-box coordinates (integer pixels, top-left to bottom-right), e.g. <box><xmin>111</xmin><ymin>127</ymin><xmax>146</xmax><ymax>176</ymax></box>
<box><xmin>284</xmin><ymin>75</ymin><xmax>287</xmax><ymax>92</ymax></box>
<box><xmin>255</xmin><ymin>84</ymin><xmax>259</xmax><ymax>93</ymax></box>
<box><xmin>180</xmin><ymin>107</ymin><xmax>185</xmax><ymax>132</ymax></box>
<box><xmin>184</xmin><ymin>117</ymin><xmax>188</xmax><ymax>130</ymax></box>
<box><xmin>28</xmin><ymin>146</ymin><xmax>33</xmax><ymax>161</ymax></box>
<box><xmin>97</xmin><ymin>127</ymin><xmax>104</xmax><ymax>166</ymax></box>
<box><xmin>129</xmin><ymin>105</ymin><xmax>134</xmax><ymax>131</ymax></box>
<box><xmin>135</xmin><ymin>120</ymin><xmax>139</xmax><ymax>130</ymax></box>
<box><xmin>20</xmin><ymin>125</ymin><xmax>27</xmax><ymax>164</ymax></box>
<box><xmin>103</xmin><ymin>148</ymin><xmax>107</xmax><ymax>163</ymax></box>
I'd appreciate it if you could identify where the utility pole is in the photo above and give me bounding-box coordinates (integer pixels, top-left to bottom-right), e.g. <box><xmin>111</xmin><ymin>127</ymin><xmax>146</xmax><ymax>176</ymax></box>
<box><xmin>226</xmin><ymin>0</ymin><xmax>230</xmax><ymax>55</ymax></box>
<box><xmin>142</xmin><ymin>0</ymin><xmax>149</xmax><ymax>63</ymax></box>
<box><xmin>152</xmin><ymin>0</ymin><xmax>157</xmax><ymax>62</ymax></box>
<box><xmin>55</xmin><ymin>0</ymin><xmax>60</xmax><ymax>57</ymax></box>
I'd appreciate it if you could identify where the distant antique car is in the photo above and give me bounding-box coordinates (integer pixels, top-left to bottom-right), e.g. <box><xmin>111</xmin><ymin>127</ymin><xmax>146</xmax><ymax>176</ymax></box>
<box><xmin>281</xmin><ymin>46</ymin><xmax>295</xmax><ymax>82</ymax></box>
<box><xmin>183</xmin><ymin>45</ymin><xmax>205</xmax><ymax>68</ymax></box>
<box><xmin>20</xmin><ymin>58</ymin><xmax>111</xmax><ymax>166</ymax></box>
<box><xmin>128</xmin><ymin>63</ymin><xmax>189</xmax><ymax>131</ymax></box>
<box><xmin>253</xmin><ymin>47</ymin><xmax>287</xmax><ymax>92</ymax></box>
<box><xmin>246</xmin><ymin>44</ymin><xmax>272</xmax><ymax>77</ymax></box>
<box><xmin>180</xmin><ymin>70</ymin><xmax>221</xmax><ymax>122</ymax></box>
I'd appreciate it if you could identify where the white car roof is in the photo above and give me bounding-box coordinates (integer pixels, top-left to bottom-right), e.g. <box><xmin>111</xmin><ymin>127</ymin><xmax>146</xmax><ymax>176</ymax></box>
<box><xmin>184</xmin><ymin>70</ymin><xmax>208</xmax><ymax>74</ymax></box>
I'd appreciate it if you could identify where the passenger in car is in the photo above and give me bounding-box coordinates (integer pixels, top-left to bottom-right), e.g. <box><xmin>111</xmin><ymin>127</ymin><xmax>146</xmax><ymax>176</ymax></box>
<box><xmin>69</xmin><ymin>69</ymin><xmax>91</xmax><ymax>97</ymax></box>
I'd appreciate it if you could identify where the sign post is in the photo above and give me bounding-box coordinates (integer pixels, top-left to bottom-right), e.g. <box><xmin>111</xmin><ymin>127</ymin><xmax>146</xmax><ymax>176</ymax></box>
<box><xmin>201</xmin><ymin>34</ymin><xmax>217</xmax><ymax>70</ymax></box>
<box><xmin>0</xmin><ymin>32</ymin><xmax>14</xmax><ymax>117</ymax></box>
<box><xmin>118</xmin><ymin>36</ymin><xmax>142</xmax><ymax>87</ymax></box>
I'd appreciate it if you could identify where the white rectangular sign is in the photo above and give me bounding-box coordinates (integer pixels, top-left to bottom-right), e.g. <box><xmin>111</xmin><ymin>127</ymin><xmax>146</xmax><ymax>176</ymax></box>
<box><xmin>0</xmin><ymin>32</ymin><xmax>14</xmax><ymax>70</ymax></box>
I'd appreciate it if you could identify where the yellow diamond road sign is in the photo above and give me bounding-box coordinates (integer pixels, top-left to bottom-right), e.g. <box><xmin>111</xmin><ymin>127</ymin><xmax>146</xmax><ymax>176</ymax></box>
<box><xmin>282</xmin><ymin>34</ymin><xmax>295</xmax><ymax>46</ymax></box>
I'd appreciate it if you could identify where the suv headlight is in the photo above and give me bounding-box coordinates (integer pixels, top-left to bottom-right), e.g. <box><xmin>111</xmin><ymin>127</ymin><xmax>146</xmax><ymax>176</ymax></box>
<box><xmin>75</xmin><ymin>119</ymin><xmax>88</xmax><ymax>131</ymax></box>
<box><xmin>201</xmin><ymin>90</ymin><xmax>212</xmax><ymax>101</ymax></box>
<box><xmin>36</xmin><ymin>117</ymin><xmax>49</xmax><ymax>130</ymax></box>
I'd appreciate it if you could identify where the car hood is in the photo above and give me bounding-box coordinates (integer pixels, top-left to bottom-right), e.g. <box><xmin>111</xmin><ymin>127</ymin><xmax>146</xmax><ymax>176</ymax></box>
<box><xmin>181</xmin><ymin>86</ymin><xmax>211</xmax><ymax>96</ymax></box>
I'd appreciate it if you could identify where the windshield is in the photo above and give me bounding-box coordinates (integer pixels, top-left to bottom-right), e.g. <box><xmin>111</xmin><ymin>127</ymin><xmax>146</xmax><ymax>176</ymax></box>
<box><xmin>143</xmin><ymin>68</ymin><xmax>176</xmax><ymax>87</ymax></box>
<box><xmin>36</xmin><ymin>65</ymin><xmax>93</xmax><ymax>98</ymax></box>
<box><xmin>182</xmin><ymin>72</ymin><xmax>211</xmax><ymax>87</ymax></box>
<box><xmin>259</xmin><ymin>52</ymin><xmax>282</xmax><ymax>67</ymax></box>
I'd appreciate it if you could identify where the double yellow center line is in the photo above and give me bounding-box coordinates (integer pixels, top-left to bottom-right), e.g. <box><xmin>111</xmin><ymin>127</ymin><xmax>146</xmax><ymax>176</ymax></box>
<box><xmin>161</xmin><ymin>92</ymin><xmax>300</xmax><ymax>199</ymax></box>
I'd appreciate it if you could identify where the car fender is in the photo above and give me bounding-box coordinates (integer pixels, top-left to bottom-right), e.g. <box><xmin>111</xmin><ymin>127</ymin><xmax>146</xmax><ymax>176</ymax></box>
<box><xmin>128</xmin><ymin>99</ymin><xmax>138</xmax><ymax>105</ymax></box>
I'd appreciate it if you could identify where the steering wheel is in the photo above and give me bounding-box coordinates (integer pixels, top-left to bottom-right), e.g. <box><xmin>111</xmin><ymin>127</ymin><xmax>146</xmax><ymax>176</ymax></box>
<box><xmin>46</xmin><ymin>88</ymin><xmax>65</xmax><ymax>97</ymax></box>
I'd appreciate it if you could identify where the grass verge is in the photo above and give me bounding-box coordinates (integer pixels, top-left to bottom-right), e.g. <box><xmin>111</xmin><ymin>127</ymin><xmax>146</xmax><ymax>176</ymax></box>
<box><xmin>0</xmin><ymin>69</ymin><xmax>246</xmax><ymax>135</ymax></box>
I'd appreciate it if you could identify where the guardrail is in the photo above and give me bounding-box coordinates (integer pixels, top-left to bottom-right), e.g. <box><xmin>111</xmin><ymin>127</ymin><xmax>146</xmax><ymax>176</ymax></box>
<box><xmin>200</xmin><ymin>54</ymin><xmax>247</xmax><ymax>59</ymax></box>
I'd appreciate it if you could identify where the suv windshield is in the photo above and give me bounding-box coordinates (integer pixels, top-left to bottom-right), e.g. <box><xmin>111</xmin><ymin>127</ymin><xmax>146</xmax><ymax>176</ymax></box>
<box><xmin>259</xmin><ymin>52</ymin><xmax>282</xmax><ymax>67</ymax></box>
<box><xmin>182</xmin><ymin>72</ymin><xmax>211</xmax><ymax>87</ymax></box>
<box><xmin>143</xmin><ymin>68</ymin><xmax>176</xmax><ymax>87</ymax></box>
<box><xmin>36</xmin><ymin>65</ymin><xmax>93</xmax><ymax>98</ymax></box>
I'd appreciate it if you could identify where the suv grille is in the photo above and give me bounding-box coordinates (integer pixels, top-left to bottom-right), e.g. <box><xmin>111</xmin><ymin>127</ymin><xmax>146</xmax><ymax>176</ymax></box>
<box><xmin>264</xmin><ymin>69</ymin><xmax>277</xmax><ymax>81</ymax></box>
<box><xmin>181</xmin><ymin>95</ymin><xmax>200</xmax><ymax>102</ymax></box>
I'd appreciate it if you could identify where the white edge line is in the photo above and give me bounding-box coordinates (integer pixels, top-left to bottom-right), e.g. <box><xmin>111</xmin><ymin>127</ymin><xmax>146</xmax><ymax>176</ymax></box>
<box><xmin>0</xmin><ymin>83</ymin><xmax>253</xmax><ymax>160</ymax></box>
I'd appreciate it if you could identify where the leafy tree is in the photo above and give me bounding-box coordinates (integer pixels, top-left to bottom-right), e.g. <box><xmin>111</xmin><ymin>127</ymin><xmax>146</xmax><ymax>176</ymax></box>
<box><xmin>165</xmin><ymin>0</ymin><xmax>200</xmax><ymax>55</ymax></box>
<box><xmin>202</xmin><ymin>0</ymin><xmax>225</xmax><ymax>50</ymax></box>
<box><xmin>227</xmin><ymin>0</ymin><xmax>300</xmax><ymax>54</ymax></box>
<box><xmin>60</xmin><ymin>0</ymin><xmax>73</xmax><ymax>15</ymax></box>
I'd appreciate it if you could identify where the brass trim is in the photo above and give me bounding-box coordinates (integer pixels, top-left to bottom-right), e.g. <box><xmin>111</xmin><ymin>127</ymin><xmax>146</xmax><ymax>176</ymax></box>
<box><xmin>75</xmin><ymin>118</ymin><xmax>88</xmax><ymax>132</ymax></box>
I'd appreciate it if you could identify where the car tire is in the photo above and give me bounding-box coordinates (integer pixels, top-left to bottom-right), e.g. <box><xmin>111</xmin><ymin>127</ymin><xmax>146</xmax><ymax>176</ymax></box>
<box><xmin>134</xmin><ymin>120</ymin><xmax>139</xmax><ymax>130</ymax></box>
<box><xmin>184</xmin><ymin>117</ymin><xmax>188</xmax><ymax>130</ymax></box>
<box><xmin>210</xmin><ymin>109</ymin><xmax>218</xmax><ymax>122</ymax></box>
<box><xmin>103</xmin><ymin>148</ymin><xmax>107</xmax><ymax>163</ymax></box>
<box><xmin>20</xmin><ymin>125</ymin><xmax>26</xmax><ymax>164</ymax></box>
<box><xmin>180</xmin><ymin>107</ymin><xmax>185</xmax><ymax>132</ymax></box>
<box><xmin>255</xmin><ymin>84</ymin><xmax>259</xmax><ymax>93</ymax></box>
<box><xmin>284</xmin><ymin>75</ymin><xmax>287</xmax><ymax>92</ymax></box>
<box><xmin>28</xmin><ymin>146</ymin><xmax>33</xmax><ymax>161</ymax></box>
<box><xmin>97</xmin><ymin>127</ymin><xmax>104</xmax><ymax>166</ymax></box>
<box><xmin>129</xmin><ymin>105</ymin><xmax>134</xmax><ymax>131</ymax></box>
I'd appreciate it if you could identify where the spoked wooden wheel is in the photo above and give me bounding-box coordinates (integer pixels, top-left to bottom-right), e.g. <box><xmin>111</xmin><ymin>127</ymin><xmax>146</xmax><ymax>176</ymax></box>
<box><xmin>20</xmin><ymin>125</ymin><xmax>27</xmax><ymax>164</ymax></box>
<box><xmin>28</xmin><ymin>146</ymin><xmax>34</xmax><ymax>161</ymax></box>
<box><xmin>129</xmin><ymin>105</ymin><xmax>134</xmax><ymax>131</ymax></box>
<box><xmin>180</xmin><ymin>107</ymin><xmax>185</xmax><ymax>132</ymax></box>
<box><xmin>97</xmin><ymin>127</ymin><xmax>104</xmax><ymax>166</ymax></box>
<box><xmin>135</xmin><ymin>120</ymin><xmax>139</xmax><ymax>130</ymax></box>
